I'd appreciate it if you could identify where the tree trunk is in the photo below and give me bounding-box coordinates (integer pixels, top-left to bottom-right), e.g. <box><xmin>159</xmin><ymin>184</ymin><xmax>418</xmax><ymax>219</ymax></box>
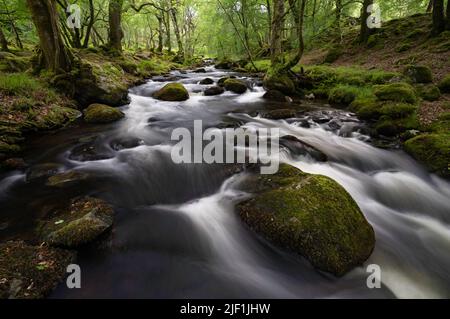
<box><xmin>169</xmin><ymin>1</ymin><xmax>184</xmax><ymax>60</ymax></box>
<box><xmin>157</xmin><ymin>15</ymin><xmax>163</xmax><ymax>52</ymax></box>
<box><xmin>108</xmin><ymin>0</ymin><xmax>124</xmax><ymax>52</ymax></box>
<box><xmin>26</xmin><ymin>0</ymin><xmax>73</xmax><ymax>73</ymax></box>
<box><xmin>0</xmin><ymin>27</ymin><xmax>8</xmax><ymax>52</ymax></box>
<box><xmin>83</xmin><ymin>0</ymin><xmax>95</xmax><ymax>48</ymax></box>
<box><xmin>11</xmin><ymin>22</ymin><xmax>23</xmax><ymax>49</ymax></box>
<box><xmin>283</xmin><ymin>0</ymin><xmax>306</xmax><ymax>70</ymax></box>
<box><xmin>360</xmin><ymin>0</ymin><xmax>374</xmax><ymax>43</ymax></box>
<box><xmin>446</xmin><ymin>0</ymin><xmax>450</xmax><ymax>29</ymax></box>
<box><xmin>432</xmin><ymin>0</ymin><xmax>445</xmax><ymax>34</ymax></box>
<box><xmin>270</xmin><ymin>0</ymin><xmax>284</xmax><ymax>65</ymax></box>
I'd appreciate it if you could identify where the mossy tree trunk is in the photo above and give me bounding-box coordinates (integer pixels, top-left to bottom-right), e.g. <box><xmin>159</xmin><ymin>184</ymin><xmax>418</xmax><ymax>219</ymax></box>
<box><xmin>169</xmin><ymin>0</ymin><xmax>184</xmax><ymax>61</ymax></box>
<box><xmin>157</xmin><ymin>15</ymin><xmax>163</xmax><ymax>52</ymax></box>
<box><xmin>446</xmin><ymin>0</ymin><xmax>450</xmax><ymax>30</ymax></box>
<box><xmin>359</xmin><ymin>0</ymin><xmax>374</xmax><ymax>43</ymax></box>
<box><xmin>108</xmin><ymin>0</ymin><xmax>124</xmax><ymax>52</ymax></box>
<box><xmin>0</xmin><ymin>27</ymin><xmax>8</xmax><ymax>52</ymax></box>
<box><xmin>26</xmin><ymin>0</ymin><xmax>73</xmax><ymax>73</ymax></box>
<box><xmin>432</xmin><ymin>0</ymin><xmax>445</xmax><ymax>35</ymax></box>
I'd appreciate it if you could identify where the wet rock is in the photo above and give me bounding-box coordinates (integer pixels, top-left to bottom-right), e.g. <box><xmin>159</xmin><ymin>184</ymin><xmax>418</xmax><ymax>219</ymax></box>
<box><xmin>46</xmin><ymin>171</ymin><xmax>90</xmax><ymax>188</ymax></box>
<box><xmin>305</xmin><ymin>93</ymin><xmax>315</xmax><ymax>100</ymax></box>
<box><xmin>0</xmin><ymin>241</ymin><xmax>75</xmax><ymax>299</ymax></box>
<box><xmin>204</xmin><ymin>86</ymin><xmax>225</xmax><ymax>96</ymax></box>
<box><xmin>26</xmin><ymin>163</ymin><xmax>60</xmax><ymax>182</ymax></box>
<box><xmin>280</xmin><ymin>135</ymin><xmax>328</xmax><ymax>162</ymax></box>
<box><xmin>263</xmin><ymin>90</ymin><xmax>290</xmax><ymax>102</ymax></box>
<box><xmin>263</xmin><ymin>73</ymin><xmax>295</xmax><ymax>96</ymax></box>
<box><xmin>224</xmin><ymin>78</ymin><xmax>247</xmax><ymax>94</ymax></box>
<box><xmin>69</xmin><ymin>142</ymin><xmax>114</xmax><ymax>162</ymax></box>
<box><xmin>217</xmin><ymin>76</ymin><xmax>236</xmax><ymax>87</ymax></box>
<box><xmin>110</xmin><ymin>137</ymin><xmax>143</xmax><ymax>150</ymax></box>
<box><xmin>83</xmin><ymin>104</ymin><xmax>125</xmax><ymax>124</ymax></box>
<box><xmin>262</xmin><ymin>109</ymin><xmax>297</xmax><ymax>120</ymax></box>
<box><xmin>2</xmin><ymin>158</ymin><xmax>27</xmax><ymax>170</ymax></box>
<box><xmin>199</xmin><ymin>78</ymin><xmax>214</xmax><ymax>85</ymax></box>
<box><xmin>326</xmin><ymin>119</ymin><xmax>342</xmax><ymax>131</ymax></box>
<box><xmin>153</xmin><ymin>83</ymin><xmax>189</xmax><ymax>101</ymax></box>
<box><xmin>236</xmin><ymin>164</ymin><xmax>375</xmax><ymax>276</ymax></box>
<box><xmin>193</xmin><ymin>68</ymin><xmax>207</xmax><ymax>73</ymax></box>
<box><xmin>38</xmin><ymin>197</ymin><xmax>114</xmax><ymax>248</ymax></box>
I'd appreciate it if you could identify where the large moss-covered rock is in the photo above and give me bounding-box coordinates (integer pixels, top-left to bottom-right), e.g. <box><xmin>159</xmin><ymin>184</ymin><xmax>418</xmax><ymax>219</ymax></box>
<box><xmin>404</xmin><ymin>133</ymin><xmax>450</xmax><ymax>178</ymax></box>
<box><xmin>0</xmin><ymin>241</ymin><xmax>75</xmax><ymax>299</ymax></box>
<box><xmin>39</xmin><ymin>197</ymin><xmax>114</xmax><ymax>248</ymax></box>
<box><xmin>403</xmin><ymin>65</ymin><xmax>433</xmax><ymax>83</ymax></box>
<box><xmin>263</xmin><ymin>72</ymin><xmax>296</xmax><ymax>96</ymax></box>
<box><xmin>83</xmin><ymin>103</ymin><xmax>124</xmax><ymax>124</ymax></box>
<box><xmin>237</xmin><ymin>164</ymin><xmax>375</xmax><ymax>276</ymax></box>
<box><xmin>374</xmin><ymin>83</ymin><xmax>417</xmax><ymax>104</ymax></box>
<box><xmin>224</xmin><ymin>78</ymin><xmax>247</xmax><ymax>94</ymax></box>
<box><xmin>153</xmin><ymin>83</ymin><xmax>189</xmax><ymax>101</ymax></box>
<box><xmin>438</xmin><ymin>74</ymin><xmax>450</xmax><ymax>93</ymax></box>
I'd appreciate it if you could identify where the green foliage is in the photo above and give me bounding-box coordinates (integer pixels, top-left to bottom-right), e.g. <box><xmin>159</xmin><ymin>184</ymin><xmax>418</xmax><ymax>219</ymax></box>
<box><xmin>373</xmin><ymin>83</ymin><xmax>417</xmax><ymax>104</ymax></box>
<box><xmin>0</xmin><ymin>73</ymin><xmax>41</xmax><ymax>96</ymax></box>
<box><xmin>245</xmin><ymin>59</ymin><xmax>271</xmax><ymax>72</ymax></box>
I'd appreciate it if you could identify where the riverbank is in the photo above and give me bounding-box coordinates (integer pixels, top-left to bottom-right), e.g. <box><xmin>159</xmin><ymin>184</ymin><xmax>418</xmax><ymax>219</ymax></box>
<box><xmin>0</xmin><ymin>49</ymin><xmax>182</xmax><ymax>169</ymax></box>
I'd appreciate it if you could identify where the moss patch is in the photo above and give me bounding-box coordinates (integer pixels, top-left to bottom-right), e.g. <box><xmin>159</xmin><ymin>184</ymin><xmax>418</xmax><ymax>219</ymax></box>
<box><xmin>438</xmin><ymin>74</ymin><xmax>450</xmax><ymax>93</ymax></box>
<box><xmin>373</xmin><ymin>82</ymin><xmax>417</xmax><ymax>104</ymax></box>
<box><xmin>224</xmin><ymin>78</ymin><xmax>248</xmax><ymax>94</ymax></box>
<box><xmin>83</xmin><ymin>103</ymin><xmax>124</xmax><ymax>124</ymax></box>
<box><xmin>0</xmin><ymin>241</ymin><xmax>75</xmax><ymax>299</ymax></box>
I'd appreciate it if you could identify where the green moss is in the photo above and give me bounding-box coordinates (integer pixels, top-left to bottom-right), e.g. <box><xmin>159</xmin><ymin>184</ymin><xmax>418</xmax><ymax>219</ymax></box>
<box><xmin>438</xmin><ymin>74</ymin><xmax>450</xmax><ymax>93</ymax></box>
<box><xmin>224</xmin><ymin>78</ymin><xmax>247</xmax><ymax>94</ymax></box>
<box><xmin>416</xmin><ymin>84</ymin><xmax>441</xmax><ymax>101</ymax></box>
<box><xmin>367</xmin><ymin>34</ymin><xmax>381</xmax><ymax>48</ymax></box>
<box><xmin>0</xmin><ymin>52</ymin><xmax>30</xmax><ymax>73</ymax></box>
<box><xmin>153</xmin><ymin>83</ymin><xmax>189</xmax><ymax>101</ymax></box>
<box><xmin>328</xmin><ymin>85</ymin><xmax>358</xmax><ymax>106</ymax></box>
<box><xmin>404</xmin><ymin>133</ymin><xmax>450</xmax><ymax>178</ymax></box>
<box><xmin>83</xmin><ymin>103</ymin><xmax>124</xmax><ymax>123</ymax></box>
<box><xmin>396</xmin><ymin>43</ymin><xmax>412</xmax><ymax>52</ymax></box>
<box><xmin>32</xmin><ymin>106</ymin><xmax>81</xmax><ymax>130</ymax></box>
<box><xmin>263</xmin><ymin>69</ymin><xmax>296</xmax><ymax>95</ymax></box>
<box><xmin>237</xmin><ymin>164</ymin><xmax>375</xmax><ymax>276</ymax></box>
<box><xmin>38</xmin><ymin>197</ymin><xmax>114</xmax><ymax>248</ymax></box>
<box><xmin>374</xmin><ymin>82</ymin><xmax>417</xmax><ymax>104</ymax></box>
<box><xmin>0</xmin><ymin>241</ymin><xmax>75</xmax><ymax>299</ymax></box>
<box><xmin>403</xmin><ymin>65</ymin><xmax>433</xmax><ymax>83</ymax></box>
<box><xmin>380</xmin><ymin>102</ymin><xmax>417</xmax><ymax>119</ymax></box>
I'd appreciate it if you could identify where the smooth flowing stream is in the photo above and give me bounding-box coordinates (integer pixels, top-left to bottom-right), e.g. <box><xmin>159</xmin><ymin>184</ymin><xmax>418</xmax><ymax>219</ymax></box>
<box><xmin>1</xmin><ymin>67</ymin><xmax>449</xmax><ymax>298</ymax></box>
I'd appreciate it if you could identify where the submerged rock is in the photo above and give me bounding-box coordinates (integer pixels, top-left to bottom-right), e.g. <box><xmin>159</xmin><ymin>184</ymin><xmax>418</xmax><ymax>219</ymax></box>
<box><xmin>39</xmin><ymin>197</ymin><xmax>114</xmax><ymax>248</ymax></box>
<box><xmin>204</xmin><ymin>86</ymin><xmax>225</xmax><ymax>96</ymax></box>
<box><xmin>199</xmin><ymin>78</ymin><xmax>214</xmax><ymax>85</ymax></box>
<box><xmin>224</xmin><ymin>78</ymin><xmax>247</xmax><ymax>94</ymax></box>
<box><xmin>46</xmin><ymin>171</ymin><xmax>90</xmax><ymax>187</ymax></box>
<box><xmin>280</xmin><ymin>135</ymin><xmax>328</xmax><ymax>161</ymax></box>
<box><xmin>26</xmin><ymin>163</ymin><xmax>60</xmax><ymax>182</ymax></box>
<box><xmin>0</xmin><ymin>241</ymin><xmax>75</xmax><ymax>299</ymax></box>
<box><xmin>109</xmin><ymin>137</ymin><xmax>143</xmax><ymax>150</ymax></box>
<box><xmin>262</xmin><ymin>109</ymin><xmax>297</xmax><ymax>120</ymax></box>
<box><xmin>153</xmin><ymin>83</ymin><xmax>189</xmax><ymax>101</ymax></box>
<box><xmin>83</xmin><ymin>103</ymin><xmax>124</xmax><ymax>124</ymax></box>
<box><xmin>236</xmin><ymin>164</ymin><xmax>375</xmax><ymax>276</ymax></box>
<box><xmin>193</xmin><ymin>68</ymin><xmax>207</xmax><ymax>73</ymax></box>
<box><xmin>69</xmin><ymin>142</ymin><xmax>114</xmax><ymax>162</ymax></box>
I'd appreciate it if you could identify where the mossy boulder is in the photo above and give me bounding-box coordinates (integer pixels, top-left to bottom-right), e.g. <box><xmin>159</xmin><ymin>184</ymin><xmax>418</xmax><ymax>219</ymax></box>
<box><xmin>262</xmin><ymin>90</ymin><xmax>289</xmax><ymax>102</ymax></box>
<box><xmin>403</xmin><ymin>65</ymin><xmax>433</xmax><ymax>83</ymax></box>
<box><xmin>263</xmin><ymin>72</ymin><xmax>295</xmax><ymax>96</ymax></box>
<box><xmin>438</xmin><ymin>74</ymin><xmax>450</xmax><ymax>93</ymax></box>
<box><xmin>323</xmin><ymin>46</ymin><xmax>342</xmax><ymax>63</ymax></box>
<box><xmin>32</xmin><ymin>106</ymin><xmax>81</xmax><ymax>130</ymax></box>
<box><xmin>237</xmin><ymin>164</ymin><xmax>375</xmax><ymax>276</ymax></box>
<box><xmin>416</xmin><ymin>84</ymin><xmax>441</xmax><ymax>101</ymax></box>
<box><xmin>374</xmin><ymin>82</ymin><xmax>417</xmax><ymax>104</ymax></box>
<box><xmin>83</xmin><ymin>103</ymin><xmax>124</xmax><ymax>124</ymax></box>
<box><xmin>379</xmin><ymin>102</ymin><xmax>417</xmax><ymax>119</ymax></box>
<box><xmin>153</xmin><ymin>83</ymin><xmax>189</xmax><ymax>101</ymax></box>
<box><xmin>0</xmin><ymin>241</ymin><xmax>75</xmax><ymax>299</ymax></box>
<box><xmin>39</xmin><ymin>197</ymin><xmax>114</xmax><ymax>248</ymax></box>
<box><xmin>404</xmin><ymin>133</ymin><xmax>450</xmax><ymax>178</ymax></box>
<box><xmin>224</xmin><ymin>78</ymin><xmax>247</xmax><ymax>94</ymax></box>
<box><xmin>261</xmin><ymin>109</ymin><xmax>297</xmax><ymax>120</ymax></box>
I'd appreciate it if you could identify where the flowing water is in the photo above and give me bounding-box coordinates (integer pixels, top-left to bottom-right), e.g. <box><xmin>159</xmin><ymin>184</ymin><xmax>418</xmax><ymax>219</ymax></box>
<box><xmin>1</xmin><ymin>67</ymin><xmax>449</xmax><ymax>298</ymax></box>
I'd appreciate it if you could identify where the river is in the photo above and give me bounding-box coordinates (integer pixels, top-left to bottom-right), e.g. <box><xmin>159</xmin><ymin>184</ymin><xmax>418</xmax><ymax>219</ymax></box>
<box><xmin>0</xmin><ymin>67</ymin><xmax>449</xmax><ymax>298</ymax></box>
